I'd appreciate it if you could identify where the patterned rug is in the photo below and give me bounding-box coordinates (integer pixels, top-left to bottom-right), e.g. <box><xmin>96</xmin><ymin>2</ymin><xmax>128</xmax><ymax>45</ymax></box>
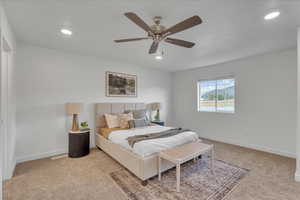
<box><xmin>110</xmin><ymin>157</ymin><xmax>249</xmax><ymax>200</ymax></box>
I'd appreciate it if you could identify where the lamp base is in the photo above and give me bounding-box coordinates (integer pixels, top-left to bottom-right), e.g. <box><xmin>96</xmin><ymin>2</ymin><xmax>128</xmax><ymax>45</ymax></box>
<box><xmin>71</xmin><ymin>114</ymin><xmax>80</xmax><ymax>132</ymax></box>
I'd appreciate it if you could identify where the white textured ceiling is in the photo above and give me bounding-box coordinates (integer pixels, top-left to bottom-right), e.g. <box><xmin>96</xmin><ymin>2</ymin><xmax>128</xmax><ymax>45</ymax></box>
<box><xmin>3</xmin><ymin>0</ymin><xmax>300</xmax><ymax>71</ymax></box>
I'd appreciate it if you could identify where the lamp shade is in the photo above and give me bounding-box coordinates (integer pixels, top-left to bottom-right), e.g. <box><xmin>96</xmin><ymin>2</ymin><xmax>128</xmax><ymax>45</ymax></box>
<box><xmin>151</xmin><ymin>103</ymin><xmax>160</xmax><ymax>110</ymax></box>
<box><xmin>66</xmin><ymin>103</ymin><xmax>83</xmax><ymax>115</ymax></box>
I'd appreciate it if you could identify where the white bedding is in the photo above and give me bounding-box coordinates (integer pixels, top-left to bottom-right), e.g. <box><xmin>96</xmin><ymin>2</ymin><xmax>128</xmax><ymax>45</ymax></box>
<box><xmin>108</xmin><ymin>126</ymin><xmax>199</xmax><ymax>157</ymax></box>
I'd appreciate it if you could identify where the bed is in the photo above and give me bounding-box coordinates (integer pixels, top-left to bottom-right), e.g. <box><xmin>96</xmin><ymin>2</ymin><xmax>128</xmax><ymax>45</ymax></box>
<box><xmin>95</xmin><ymin>103</ymin><xmax>200</xmax><ymax>184</ymax></box>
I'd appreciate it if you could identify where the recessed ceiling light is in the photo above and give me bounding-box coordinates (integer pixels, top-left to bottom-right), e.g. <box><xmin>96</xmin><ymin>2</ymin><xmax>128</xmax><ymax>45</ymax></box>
<box><xmin>60</xmin><ymin>28</ymin><xmax>72</xmax><ymax>36</ymax></box>
<box><xmin>264</xmin><ymin>11</ymin><xmax>280</xmax><ymax>20</ymax></box>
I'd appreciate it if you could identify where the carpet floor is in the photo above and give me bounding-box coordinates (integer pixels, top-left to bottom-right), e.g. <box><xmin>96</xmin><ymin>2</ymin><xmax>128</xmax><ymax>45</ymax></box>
<box><xmin>4</xmin><ymin>139</ymin><xmax>300</xmax><ymax>200</ymax></box>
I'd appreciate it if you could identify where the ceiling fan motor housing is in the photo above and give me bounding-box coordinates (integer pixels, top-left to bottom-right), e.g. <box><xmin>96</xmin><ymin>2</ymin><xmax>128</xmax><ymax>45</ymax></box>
<box><xmin>149</xmin><ymin>25</ymin><xmax>166</xmax><ymax>34</ymax></box>
<box><xmin>149</xmin><ymin>16</ymin><xmax>166</xmax><ymax>35</ymax></box>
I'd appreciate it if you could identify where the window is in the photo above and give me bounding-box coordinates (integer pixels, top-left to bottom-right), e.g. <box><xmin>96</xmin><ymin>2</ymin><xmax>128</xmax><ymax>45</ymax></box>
<box><xmin>197</xmin><ymin>78</ymin><xmax>235</xmax><ymax>113</ymax></box>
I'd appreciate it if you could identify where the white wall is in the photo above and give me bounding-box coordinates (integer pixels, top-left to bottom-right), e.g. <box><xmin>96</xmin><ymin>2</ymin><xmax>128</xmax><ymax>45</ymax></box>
<box><xmin>173</xmin><ymin>49</ymin><xmax>297</xmax><ymax>158</ymax></box>
<box><xmin>296</xmin><ymin>28</ymin><xmax>300</xmax><ymax>182</ymax></box>
<box><xmin>16</xmin><ymin>42</ymin><xmax>172</xmax><ymax>163</ymax></box>
<box><xmin>0</xmin><ymin>0</ymin><xmax>16</xmax><ymax>186</ymax></box>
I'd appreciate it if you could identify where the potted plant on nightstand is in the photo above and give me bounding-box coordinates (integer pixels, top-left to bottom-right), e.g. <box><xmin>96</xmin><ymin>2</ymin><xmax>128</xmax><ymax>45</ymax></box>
<box><xmin>80</xmin><ymin>121</ymin><xmax>90</xmax><ymax>131</ymax></box>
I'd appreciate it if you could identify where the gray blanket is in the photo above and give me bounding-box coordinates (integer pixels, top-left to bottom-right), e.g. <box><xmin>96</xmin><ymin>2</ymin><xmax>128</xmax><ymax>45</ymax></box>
<box><xmin>127</xmin><ymin>128</ymin><xmax>190</xmax><ymax>147</ymax></box>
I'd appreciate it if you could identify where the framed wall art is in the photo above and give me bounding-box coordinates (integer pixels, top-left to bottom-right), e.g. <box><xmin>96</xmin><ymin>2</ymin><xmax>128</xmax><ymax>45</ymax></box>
<box><xmin>106</xmin><ymin>71</ymin><xmax>137</xmax><ymax>97</ymax></box>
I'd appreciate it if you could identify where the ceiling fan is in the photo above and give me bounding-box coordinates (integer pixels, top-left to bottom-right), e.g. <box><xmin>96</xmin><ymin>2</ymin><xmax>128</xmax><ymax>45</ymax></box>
<box><xmin>114</xmin><ymin>12</ymin><xmax>202</xmax><ymax>54</ymax></box>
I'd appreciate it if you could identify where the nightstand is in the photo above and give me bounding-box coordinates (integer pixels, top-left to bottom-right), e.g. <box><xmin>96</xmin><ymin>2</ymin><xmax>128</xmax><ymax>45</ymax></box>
<box><xmin>68</xmin><ymin>130</ymin><xmax>90</xmax><ymax>158</ymax></box>
<box><xmin>151</xmin><ymin>121</ymin><xmax>165</xmax><ymax>126</ymax></box>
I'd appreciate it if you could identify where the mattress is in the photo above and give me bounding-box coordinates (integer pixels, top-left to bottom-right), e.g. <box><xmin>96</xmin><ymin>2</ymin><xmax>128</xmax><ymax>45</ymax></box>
<box><xmin>99</xmin><ymin>127</ymin><xmax>128</xmax><ymax>139</ymax></box>
<box><xmin>108</xmin><ymin>126</ymin><xmax>200</xmax><ymax>157</ymax></box>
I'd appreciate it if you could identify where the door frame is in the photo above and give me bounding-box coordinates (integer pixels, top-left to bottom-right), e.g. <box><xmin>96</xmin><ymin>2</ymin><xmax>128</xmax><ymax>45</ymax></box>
<box><xmin>0</xmin><ymin>34</ymin><xmax>12</xmax><ymax>200</ymax></box>
<box><xmin>0</xmin><ymin>27</ymin><xmax>3</xmax><ymax>200</ymax></box>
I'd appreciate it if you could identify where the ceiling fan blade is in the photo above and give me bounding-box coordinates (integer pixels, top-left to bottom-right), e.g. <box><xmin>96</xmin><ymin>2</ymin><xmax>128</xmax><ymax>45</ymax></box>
<box><xmin>114</xmin><ymin>37</ymin><xmax>149</xmax><ymax>43</ymax></box>
<box><xmin>149</xmin><ymin>41</ymin><xmax>159</xmax><ymax>54</ymax></box>
<box><xmin>161</xmin><ymin>16</ymin><xmax>202</xmax><ymax>36</ymax></box>
<box><xmin>165</xmin><ymin>38</ymin><xmax>195</xmax><ymax>48</ymax></box>
<box><xmin>125</xmin><ymin>12</ymin><xmax>153</xmax><ymax>34</ymax></box>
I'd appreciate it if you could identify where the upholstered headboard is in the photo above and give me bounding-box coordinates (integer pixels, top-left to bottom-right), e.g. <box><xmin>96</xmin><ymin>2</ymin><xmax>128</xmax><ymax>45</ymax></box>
<box><xmin>95</xmin><ymin>103</ymin><xmax>146</xmax><ymax>131</ymax></box>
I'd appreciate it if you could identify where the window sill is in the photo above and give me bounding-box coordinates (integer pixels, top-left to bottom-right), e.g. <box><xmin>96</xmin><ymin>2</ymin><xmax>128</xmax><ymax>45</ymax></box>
<box><xmin>197</xmin><ymin>110</ymin><xmax>235</xmax><ymax>114</ymax></box>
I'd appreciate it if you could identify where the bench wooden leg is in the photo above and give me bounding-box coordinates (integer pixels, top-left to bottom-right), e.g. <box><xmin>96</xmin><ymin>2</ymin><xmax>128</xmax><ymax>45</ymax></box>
<box><xmin>176</xmin><ymin>164</ymin><xmax>181</xmax><ymax>192</ymax></box>
<box><xmin>210</xmin><ymin>147</ymin><xmax>219</xmax><ymax>183</ymax></box>
<box><xmin>210</xmin><ymin>148</ymin><xmax>214</xmax><ymax>173</ymax></box>
<box><xmin>158</xmin><ymin>156</ymin><xmax>161</xmax><ymax>181</ymax></box>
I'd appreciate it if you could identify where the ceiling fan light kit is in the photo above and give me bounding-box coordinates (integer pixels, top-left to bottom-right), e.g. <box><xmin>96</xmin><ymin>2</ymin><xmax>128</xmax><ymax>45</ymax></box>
<box><xmin>155</xmin><ymin>49</ymin><xmax>164</xmax><ymax>60</ymax></box>
<box><xmin>114</xmin><ymin>12</ymin><xmax>202</xmax><ymax>56</ymax></box>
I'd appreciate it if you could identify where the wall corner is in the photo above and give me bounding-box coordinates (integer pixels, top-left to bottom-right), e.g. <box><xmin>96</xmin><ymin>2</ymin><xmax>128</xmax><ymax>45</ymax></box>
<box><xmin>296</xmin><ymin>27</ymin><xmax>300</xmax><ymax>182</ymax></box>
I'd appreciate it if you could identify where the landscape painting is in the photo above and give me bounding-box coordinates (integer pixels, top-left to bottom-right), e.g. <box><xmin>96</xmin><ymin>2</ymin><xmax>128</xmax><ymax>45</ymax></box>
<box><xmin>106</xmin><ymin>71</ymin><xmax>137</xmax><ymax>97</ymax></box>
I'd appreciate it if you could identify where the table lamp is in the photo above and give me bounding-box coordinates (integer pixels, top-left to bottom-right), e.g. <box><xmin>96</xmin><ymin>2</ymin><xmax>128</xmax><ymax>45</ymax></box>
<box><xmin>66</xmin><ymin>102</ymin><xmax>83</xmax><ymax>132</ymax></box>
<box><xmin>151</xmin><ymin>103</ymin><xmax>161</xmax><ymax>121</ymax></box>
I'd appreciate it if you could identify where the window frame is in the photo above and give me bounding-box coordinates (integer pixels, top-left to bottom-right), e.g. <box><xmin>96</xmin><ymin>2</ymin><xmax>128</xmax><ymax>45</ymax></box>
<box><xmin>197</xmin><ymin>76</ymin><xmax>235</xmax><ymax>114</ymax></box>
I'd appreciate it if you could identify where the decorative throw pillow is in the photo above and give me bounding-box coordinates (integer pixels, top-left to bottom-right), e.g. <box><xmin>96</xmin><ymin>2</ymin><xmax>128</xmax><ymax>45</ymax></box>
<box><xmin>97</xmin><ymin>115</ymin><xmax>107</xmax><ymax>128</ymax></box>
<box><xmin>118</xmin><ymin>113</ymin><xmax>133</xmax><ymax>128</ymax></box>
<box><xmin>134</xmin><ymin>119</ymin><xmax>148</xmax><ymax>127</ymax></box>
<box><xmin>133</xmin><ymin>109</ymin><xmax>147</xmax><ymax>119</ymax></box>
<box><xmin>129</xmin><ymin>119</ymin><xmax>148</xmax><ymax>128</ymax></box>
<box><xmin>104</xmin><ymin>114</ymin><xmax>119</xmax><ymax>128</ymax></box>
<box><xmin>125</xmin><ymin>109</ymin><xmax>150</xmax><ymax>124</ymax></box>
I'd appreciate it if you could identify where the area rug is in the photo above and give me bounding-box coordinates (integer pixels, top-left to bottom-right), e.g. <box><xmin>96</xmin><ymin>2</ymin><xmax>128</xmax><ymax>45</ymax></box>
<box><xmin>110</xmin><ymin>157</ymin><xmax>249</xmax><ymax>200</ymax></box>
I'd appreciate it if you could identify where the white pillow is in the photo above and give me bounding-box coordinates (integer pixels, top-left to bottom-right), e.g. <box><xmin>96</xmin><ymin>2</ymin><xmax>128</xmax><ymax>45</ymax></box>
<box><xmin>104</xmin><ymin>114</ymin><xmax>119</xmax><ymax>128</ymax></box>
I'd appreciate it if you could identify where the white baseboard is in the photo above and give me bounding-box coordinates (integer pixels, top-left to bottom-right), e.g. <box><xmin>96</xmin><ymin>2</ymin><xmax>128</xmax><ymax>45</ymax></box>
<box><xmin>16</xmin><ymin>148</ymin><xmax>68</xmax><ymax>163</ymax></box>
<box><xmin>295</xmin><ymin>170</ymin><xmax>300</xmax><ymax>182</ymax></box>
<box><xmin>15</xmin><ymin>136</ymin><xmax>295</xmax><ymax>164</ymax></box>
<box><xmin>16</xmin><ymin>145</ymin><xmax>97</xmax><ymax>164</ymax></box>
<box><xmin>10</xmin><ymin>158</ymin><xmax>16</xmax><ymax>177</ymax></box>
<box><xmin>3</xmin><ymin>157</ymin><xmax>16</xmax><ymax>180</ymax></box>
<box><xmin>199</xmin><ymin>134</ymin><xmax>296</xmax><ymax>158</ymax></box>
